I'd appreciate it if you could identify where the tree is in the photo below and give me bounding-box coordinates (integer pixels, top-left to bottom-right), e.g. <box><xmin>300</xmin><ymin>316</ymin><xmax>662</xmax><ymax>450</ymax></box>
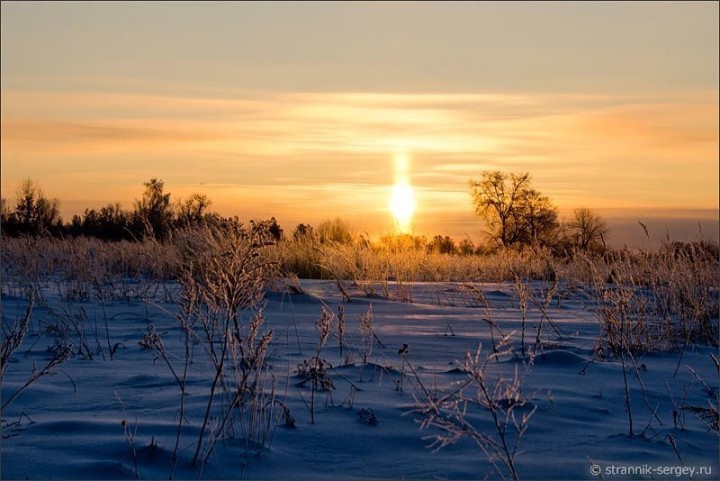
<box><xmin>68</xmin><ymin>214</ymin><xmax>83</xmax><ymax>237</ymax></box>
<box><xmin>176</xmin><ymin>194</ymin><xmax>211</xmax><ymax>227</ymax></box>
<box><xmin>98</xmin><ymin>203</ymin><xmax>131</xmax><ymax>240</ymax></box>
<box><xmin>517</xmin><ymin>189</ymin><xmax>559</xmax><ymax>246</ymax></box>
<box><xmin>133</xmin><ymin>178</ymin><xmax>173</xmax><ymax>240</ymax></box>
<box><xmin>80</xmin><ymin>203</ymin><xmax>132</xmax><ymax>241</ymax></box>
<box><xmin>9</xmin><ymin>179</ymin><xmax>62</xmax><ymax>236</ymax></box>
<box><xmin>469</xmin><ymin>172</ymin><xmax>530</xmax><ymax>246</ymax></box>
<box><xmin>568</xmin><ymin>208</ymin><xmax>609</xmax><ymax>251</ymax></box>
<box><xmin>469</xmin><ymin>171</ymin><xmax>558</xmax><ymax>248</ymax></box>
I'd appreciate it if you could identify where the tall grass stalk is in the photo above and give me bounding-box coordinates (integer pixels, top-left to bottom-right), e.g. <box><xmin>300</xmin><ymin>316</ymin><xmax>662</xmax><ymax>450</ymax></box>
<box><xmin>413</xmin><ymin>336</ymin><xmax>537</xmax><ymax>481</ymax></box>
<box><xmin>172</xmin><ymin>224</ymin><xmax>280</xmax><ymax>466</ymax></box>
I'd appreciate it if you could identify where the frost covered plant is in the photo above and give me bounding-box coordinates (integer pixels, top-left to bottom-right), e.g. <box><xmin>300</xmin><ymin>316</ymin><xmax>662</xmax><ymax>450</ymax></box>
<box><xmin>138</xmin><ymin>324</ymin><xmax>182</xmax><ymax>388</ymax></box>
<box><xmin>1</xmin><ymin>293</ymin><xmax>73</xmax><ymax>426</ymax></box>
<box><xmin>356</xmin><ymin>303</ymin><xmax>386</xmax><ymax>381</ymax></box>
<box><xmin>512</xmin><ymin>274</ymin><xmax>529</xmax><ymax>358</ymax></box>
<box><xmin>315</xmin><ymin>306</ymin><xmax>333</xmax><ymax>350</ymax></box>
<box><xmin>217</xmin><ymin>310</ymin><xmax>282</xmax><ymax>458</ymax></box>
<box><xmin>297</xmin><ymin>306</ymin><xmax>336</xmax><ymax>424</ymax></box>
<box><xmin>297</xmin><ymin>356</ymin><xmax>334</xmax><ymax>424</ymax></box>
<box><xmin>168</xmin><ymin>224</ymin><xmax>282</xmax><ymax>466</ymax></box>
<box><xmin>413</xmin><ymin>337</ymin><xmax>536</xmax><ymax>481</ymax></box>
<box><xmin>174</xmin><ymin>223</ymin><xmax>279</xmax><ymax>336</ymax></box>
<box><xmin>584</xmin><ymin>242</ymin><xmax>719</xmax><ymax>357</ymax></box>
<box><xmin>359</xmin><ymin>303</ymin><xmax>374</xmax><ymax>365</ymax></box>
<box><xmin>682</xmin><ymin>358</ymin><xmax>720</xmax><ymax>435</ymax></box>
<box><xmin>0</xmin><ymin>301</ymin><xmax>34</xmax><ymax>387</ymax></box>
<box><xmin>336</xmin><ymin>305</ymin><xmax>347</xmax><ymax>358</ymax></box>
<box><xmin>115</xmin><ymin>391</ymin><xmax>140</xmax><ymax>480</ymax></box>
<box><xmin>396</xmin><ymin>343</ymin><xmax>409</xmax><ymax>393</ymax></box>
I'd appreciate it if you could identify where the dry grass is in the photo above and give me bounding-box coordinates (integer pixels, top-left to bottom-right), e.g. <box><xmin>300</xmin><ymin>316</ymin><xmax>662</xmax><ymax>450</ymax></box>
<box><xmin>585</xmin><ymin>243</ymin><xmax>719</xmax><ymax>355</ymax></box>
<box><xmin>413</xmin><ymin>336</ymin><xmax>537</xmax><ymax>481</ymax></box>
<box><xmin>269</xmin><ymin>238</ymin><xmax>565</xmax><ymax>303</ymax></box>
<box><xmin>170</xmin><ymin>224</ymin><xmax>282</xmax><ymax>466</ymax></box>
<box><xmin>3</xmin><ymin>234</ymin><xmax>717</xmax><ymax>350</ymax></box>
<box><xmin>296</xmin><ymin>306</ymin><xmax>336</xmax><ymax>424</ymax></box>
<box><xmin>1</xmin><ymin>236</ymin><xmax>176</xmax><ymax>302</ymax></box>
<box><xmin>1</xmin><ymin>291</ymin><xmax>74</xmax><ymax>436</ymax></box>
<box><xmin>1</xmin><ymin>228</ymin><xmax>716</xmax><ymax>477</ymax></box>
<box><xmin>573</xmin><ymin>241</ymin><xmax>719</xmax><ymax>437</ymax></box>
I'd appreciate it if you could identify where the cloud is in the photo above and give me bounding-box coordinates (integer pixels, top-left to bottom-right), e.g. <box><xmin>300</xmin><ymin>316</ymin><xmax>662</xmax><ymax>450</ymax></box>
<box><xmin>2</xmin><ymin>88</ymin><xmax>717</xmax><ymax>228</ymax></box>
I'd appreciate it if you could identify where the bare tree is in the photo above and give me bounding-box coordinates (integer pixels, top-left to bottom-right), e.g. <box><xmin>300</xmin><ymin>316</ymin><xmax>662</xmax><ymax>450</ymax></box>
<box><xmin>133</xmin><ymin>178</ymin><xmax>173</xmax><ymax>240</ymax></box>
<box><xmin>518</xmin><ymin>189</ymin><xmax>559</xmax><ymax>247</ymax></box>
<box><xmin>469</xmin><ymin>172</ymin><xmax>531</xmax><ymax>247</ymax></box>
<box><xmin>568</xmin><ymin>207</ymin><xmax>609</xmax><ymax>251</ymax></box>
<box><xmin>10</xmin><ymin>179</ymin><xmax>62</xmax><ymax>236</ymax></box>
<box><xmin>176</xmin><ymin>193</ymin><xmax>211</xmax><ymax>227</ymax></box>
<box><xmin>469</xmin><ymin>172</ymin><xmax>558</xmax><ymax>248</ymax></box>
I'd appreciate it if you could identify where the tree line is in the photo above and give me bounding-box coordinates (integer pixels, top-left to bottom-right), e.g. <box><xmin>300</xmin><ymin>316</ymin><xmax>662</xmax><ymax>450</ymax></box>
<box><xmin>1</xmin><ymin>173</ymin><xmax>610</xmax><ymax>254</ymax></box>
<box><xmin>470</xmin><ymin>171</ymin><xmax>609</xmax><ymax>253</ymax></box>
<box><xmin>0</xmin><ymin>178</ymin><xmax>281</xmax><ymax>242</ymax></box>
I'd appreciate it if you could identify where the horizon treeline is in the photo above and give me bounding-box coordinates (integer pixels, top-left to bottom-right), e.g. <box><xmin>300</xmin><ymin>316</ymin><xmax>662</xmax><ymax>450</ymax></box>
<box><xmin>0</xmin><ymin>178</ymin><xmax>261</xmax><ymax>242</ymax></box>
<box><xmin>1</xmin><ymin>175</ymin><xmax>716</xmax><ymax>257</ymax></box>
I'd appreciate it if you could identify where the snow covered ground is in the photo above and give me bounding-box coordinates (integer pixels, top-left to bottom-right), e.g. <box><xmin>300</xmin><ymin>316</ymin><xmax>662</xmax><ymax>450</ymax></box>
<box><xmin>1</xmin><ymin>280</ymin><xmax>717</xmax><ymax>480</ymax></box>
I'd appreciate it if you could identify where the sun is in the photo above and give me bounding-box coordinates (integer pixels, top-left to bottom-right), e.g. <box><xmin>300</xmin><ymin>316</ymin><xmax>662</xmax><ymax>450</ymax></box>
<box><xmin>390</xmin><ymin>181</ymin><xmax>416</xmax><ymax>233</ymax></box>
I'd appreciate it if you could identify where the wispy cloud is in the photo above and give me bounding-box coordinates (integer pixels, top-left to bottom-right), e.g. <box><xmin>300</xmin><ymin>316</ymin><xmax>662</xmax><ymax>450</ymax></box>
<box><xmin>2</xmin><ymin>88</ymin><xmax>717</xmax><ymax>235</ymax></box>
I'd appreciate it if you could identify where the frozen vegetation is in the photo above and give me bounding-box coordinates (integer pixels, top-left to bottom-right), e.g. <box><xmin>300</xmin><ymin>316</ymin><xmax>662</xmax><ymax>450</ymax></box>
<box><xmin>1</xmin><ymin>228</ymin><xmax>718</xmax><ymax>480</ymax></box>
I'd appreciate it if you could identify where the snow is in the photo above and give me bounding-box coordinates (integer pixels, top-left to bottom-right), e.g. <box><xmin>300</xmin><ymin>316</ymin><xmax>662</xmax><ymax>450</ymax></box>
<box><xmin>1</xmin><ymin>280</ymin><xmax>717</xmax><ymax>480</ymax></box>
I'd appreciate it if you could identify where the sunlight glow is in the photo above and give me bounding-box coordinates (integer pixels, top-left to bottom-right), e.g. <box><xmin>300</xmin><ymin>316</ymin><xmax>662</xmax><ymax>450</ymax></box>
<box><xmin>391</xmin><ymin>181</ymin><xmax>416</xmax><ymax>232</ymax></box>
<box><xmin>390</xmin><ymin>148</ymin><xmax>416</xmax><ymax>233</ymax></box>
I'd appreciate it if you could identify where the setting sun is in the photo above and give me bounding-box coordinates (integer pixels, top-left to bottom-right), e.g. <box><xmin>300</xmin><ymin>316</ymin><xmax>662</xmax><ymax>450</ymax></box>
<box><xmin>390</xmin><ymin>181</ymin><xmax>416</xmax><ymax>232</ymax></box>
<box><xmin>390</xmin><ymin>148</ymin><xmax>416</xmax><ymax>233</ymax></box>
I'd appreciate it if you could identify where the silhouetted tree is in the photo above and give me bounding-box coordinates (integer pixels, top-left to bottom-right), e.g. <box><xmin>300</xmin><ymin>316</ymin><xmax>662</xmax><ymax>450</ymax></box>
<box><xmin>3</xmin><ymin>179</ymin><xmax>62</xmax><ymax>236</ymax></box>
<box><xmin>267</xmin><ymin>217</ymin><xmax>283</xmax><ymax>241</ymax></box>
<box><xmin>469</xmin><ymin>171</ymin><xmax>559</xmax><ymax>248</ymax></box>
<box><xmin>568</xmin><ymin>207</ymin><xmax>608</xmax><ymax>251</ymax></box>
<box><xmin>470</xmin><ymin>172</ymin><xmax>531</xmax><ymax>247</ymax></box>
<box><xmin>176</xmin><ymin>194</ymin><xmax>211</xmax><ymax>227</ymax></box>
<box><xmin>517</xmin><ymin>189</ymin><xmax>559</xmax><ymax>247</ymax></box>
<box><xmin>78</xmin><ymin>203</ymin><xmax>132</xmax><ymax>241</ymax></box>
<box><xmin>133</xmin><ymin>178</ymin><xmax>173</xmax><ymax>240</ymax></box>
<box><xmin>68</xmin><ymin>214</ymin><xmax>83</xmax><ymax>237</ymax></box>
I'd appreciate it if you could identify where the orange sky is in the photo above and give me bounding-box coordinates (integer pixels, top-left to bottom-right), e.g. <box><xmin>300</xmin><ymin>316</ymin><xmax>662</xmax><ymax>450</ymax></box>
<box><xmin>1</xmin><ymin>2</ymin><xmax>718</xmax><ymax>244</ymax></box>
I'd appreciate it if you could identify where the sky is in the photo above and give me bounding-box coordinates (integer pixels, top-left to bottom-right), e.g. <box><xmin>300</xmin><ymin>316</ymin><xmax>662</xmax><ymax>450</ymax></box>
<box><xmin>2</xmin><ymin>1</ymin><xmax>718</xmax><ymax>245</ymax></box>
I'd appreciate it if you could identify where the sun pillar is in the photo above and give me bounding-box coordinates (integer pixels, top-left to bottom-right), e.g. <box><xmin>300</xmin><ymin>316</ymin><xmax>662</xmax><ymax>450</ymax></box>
<box><xmin>390</xmin><ymin>148</ymin><xmax>416</xmax><ymax>233</ymax></box>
